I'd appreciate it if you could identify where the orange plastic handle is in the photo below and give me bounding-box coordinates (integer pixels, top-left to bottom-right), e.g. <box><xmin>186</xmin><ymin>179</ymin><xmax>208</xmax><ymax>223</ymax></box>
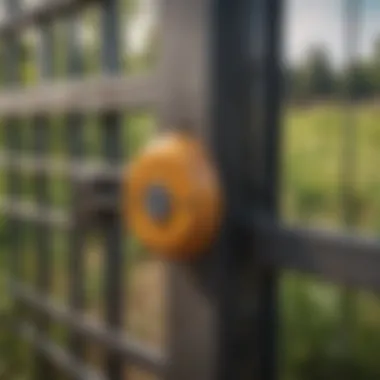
<box><xmin>122</xmin><ymin>132</ymin><xmax>223</xmax><ymax>261</ymax></box>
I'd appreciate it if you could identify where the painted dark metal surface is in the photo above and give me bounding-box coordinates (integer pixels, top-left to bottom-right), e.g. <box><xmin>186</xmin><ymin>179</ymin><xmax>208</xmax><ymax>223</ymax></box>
<box><xmin>66</xmin><ymin>14</ymin><xmax>87</xmax><ymax>363</ymax></box>
<box><xmin>159</xmin><ymin>0</ymin><xmax>217</xmax><ymax>379</ymax></box>
<box><xmin>0</xmin><ymin>0</ymin><xmax>96</xmax><ymax>36</ymax></box>
<box><xmin>33</xmin><ymin>21</ymin><xmax>56</xmax><ymax>380</ymax></box>
<box><xmin>100</xmin><ymin>0</ymin><xmax>124</xmax><ymax>378</ymax></box>
<box><xmin>3</xmin><ymin>0</ymin><xmax>25</xmax><ymax>377</ymax></box>
<box><xmin>4</xmin><ymin>0</ymin><xmax>22</xmax><ymax>281</ymax></box>
<box><xmin>210</xmin><ymin>0</ymin><xmax>263</xmax><ymax>378</ymax></box>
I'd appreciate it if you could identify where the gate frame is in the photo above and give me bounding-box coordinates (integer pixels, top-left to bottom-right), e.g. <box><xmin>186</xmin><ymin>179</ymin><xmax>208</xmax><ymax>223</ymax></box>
<box><xmin>161</xmin><ymin>1</ymin><xmax>282</xmax><ymax>379</ymax></box>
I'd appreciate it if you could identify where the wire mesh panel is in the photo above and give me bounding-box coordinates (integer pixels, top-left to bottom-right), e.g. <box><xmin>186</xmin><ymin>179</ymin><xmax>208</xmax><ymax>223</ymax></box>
<box><xmin>0</xmin><ymin>0</ymin><xmax>164</xmax><ymax>379</ymax></box>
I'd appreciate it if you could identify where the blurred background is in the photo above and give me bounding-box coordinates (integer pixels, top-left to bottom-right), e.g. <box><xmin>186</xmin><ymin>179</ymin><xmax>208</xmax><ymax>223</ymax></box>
<box><xmin>281</xmin><ymin>1</ymin><xmax>380</xmax><ymax>379</ymax></box>
<box><xmin>0</xmin><ymin>0</ymin><xmax>379</xmax><ymax>379</ymax></box>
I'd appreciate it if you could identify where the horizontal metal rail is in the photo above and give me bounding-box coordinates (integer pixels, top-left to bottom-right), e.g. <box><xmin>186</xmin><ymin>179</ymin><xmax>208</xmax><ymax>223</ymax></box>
<box><xmin>0</xmin><ymin>152</ymin><xmax>122</xmax><ymax>180</ymax></box>
<box><xmin>13</xmin><ymin>283</ymin><xmax>167</xmax><ymax>374</ymax></box>
<box><xmin>17</xmin><ymin>323</ymin><xmax>105</xmax><ymax>380</ymax></box>
<box><xmin>0</xmin><ymin>74</ymin><xmax>157</xmax><ymax>116</ymax></box>
<box><xmin>253</xmin><ymin>218</ymin><xmax>380</xmax><ymax>293</ymax></box>
<box><xmin>6</xmin><ymin>196</ymin><xmax>379</xmax><ymax>293</ymax></box>
<box><xmin>0</xmin><ymin>199</ymin><xmax>71</xmax><ymax>228</ymax></box>
<box><xmin>0</xmin><ymin>0</ymin><xmax>97</xmax><ymax>36</ymax></box>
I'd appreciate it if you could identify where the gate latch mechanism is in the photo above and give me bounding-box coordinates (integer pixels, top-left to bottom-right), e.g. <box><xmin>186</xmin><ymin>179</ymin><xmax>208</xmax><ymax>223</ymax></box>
<box><xmin>122</xmin><ymin>132</ymin><xmax>224</xmax><ymax>261</ymax></box>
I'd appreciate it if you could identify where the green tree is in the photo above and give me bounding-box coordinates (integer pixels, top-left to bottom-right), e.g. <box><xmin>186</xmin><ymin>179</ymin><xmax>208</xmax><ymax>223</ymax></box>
<box><xmin>344</xmin><ymin>62</ymin><xmax>373</xmax><ymax>99</ymax></box>
<box><xmin>304</xmin><ymin>46</ymin><xmax>336</xmax><ymax>98</ymax></box>
<box><xmin>287</xmin><ymin>46</ymin><xmax>337</xmax><ymax>102</ymax></box>
<box><xmin>287</xmin><ymin>65</ymin><xmax>312</xmax><ymax>102</ymax></box>
<box><xmin>371</xmin><ymin>35</ymin><xmax>380</xmax><ymax>96</ymax></box>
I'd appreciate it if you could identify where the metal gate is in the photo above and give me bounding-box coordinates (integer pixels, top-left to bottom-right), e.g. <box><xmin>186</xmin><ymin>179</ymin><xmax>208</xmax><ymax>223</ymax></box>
<box><xmin>0</xmin><ymin>0</ymin><xmax>379</xmax><ymax>379</ymax></box>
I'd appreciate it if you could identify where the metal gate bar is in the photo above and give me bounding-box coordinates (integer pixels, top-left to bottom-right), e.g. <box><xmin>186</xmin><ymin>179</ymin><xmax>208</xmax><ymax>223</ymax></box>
<box><xmin>1</xmin><ymin>0</ymin><xmax>166</xmax><ymax>379</ymax></box>
<box><xmin>33</xmin><ymin>15</ymin><xmax>56</xmax><ymax>380</ymax></box>
<box><xmin>253</xmin><ymin>220</ymin><xmax>380</xmax><ymax>292</ymax></box>
<box><xmin>66</xmin><ymin>10</ymin><xmax>87</xmax><ymax>367</ymax></box>
<box><xmin>3</xmin><ymin>0</ymin><xmax>28</xmax><ymax>377</ymax></box>
<box><xmin>4</xmin><ymin>0</ymin><xmax>22</xmax><ymax>284</ymax></box>
<box><xmin>0</xmin><ymin>0</ymin><xmax>94</xmax><ymax>36</ymax></box>
<box><xmin>100</xmin><ymin>0</ymin><xmax>124</xmax><ymax>378</ymax></box>
<box><xmin>0</xmin><ymin>75</ymin><xmax>157</xmax><ymax>115</ymax></box>
<box><xmin>12</xmin><ymin>283</ymin><xmax>166</xmax><ymax>372</ymax></box>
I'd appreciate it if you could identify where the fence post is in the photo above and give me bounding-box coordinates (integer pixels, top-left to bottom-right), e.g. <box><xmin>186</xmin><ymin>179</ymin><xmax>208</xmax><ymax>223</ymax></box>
<box><xmin>161</xmin><ymin>0</ymin><xmax>283</xmax><ymax>379</ymax></box>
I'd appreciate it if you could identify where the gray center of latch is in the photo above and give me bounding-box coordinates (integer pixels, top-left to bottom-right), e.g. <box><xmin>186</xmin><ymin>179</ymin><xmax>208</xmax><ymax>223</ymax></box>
<box><xmin>144</xmin><ymin>184</ymin><xmax>172</xmax><ymax>222</ymax></box>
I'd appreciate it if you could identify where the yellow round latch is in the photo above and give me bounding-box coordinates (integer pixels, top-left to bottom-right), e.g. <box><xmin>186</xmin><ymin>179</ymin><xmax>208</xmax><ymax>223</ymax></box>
<box><xmin>122</xmin><ymin>132</ymin><xmax>223</xmax><ymax>261</ymax></box>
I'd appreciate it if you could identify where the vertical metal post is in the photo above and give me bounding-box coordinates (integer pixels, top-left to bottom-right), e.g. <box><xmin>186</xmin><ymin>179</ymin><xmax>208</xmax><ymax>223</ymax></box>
<box><xmin>100</xmin><ymin>1</ymin><xmax>124</xmax><ymax>379</ymax></box>
<box><xmin>159</xmin><ymin>1</ymin><xmax>217</xmax><ymax>380</ymax></box>
<box><xmin>3</xmin><ymin>0</ymin><xmax>23</xmax><ymax>375</ymax></box>
<box><xmin>341</xmin><ymin>1</ymin><xmax>361</xmax><ymax>226</ymax></box>
<box><xmin>339</xmin><ymin>0</ymin><xmax>362</xmax><ymax>363</ymax></box>
<box><xmin>210</xmin><ymin>0</ymin><xmax>274</xmax><ymax>378</ymax></box>
<box><xmin>161</xmin><ymin>0</ymin><xmax>283</xmax><ymax>379</ymax></box>
<box><xmin>4</xmin><ymin>2</ymin><xmax>22</xmax><ymax>281</ymax></box>
<box><xmin>33</xmin><ymin>22</ymin><xmax>56</xmax><ymax>380</ymax></box>
<box><xmin>257</xmin><ymin>1</ymin><xmax>283</xmax><ymax>379</ymax></box>
<box><xmin>212</xmin><ymin>1</ymin><xmax>283</xmax><ymax>378</ymax></box>
<box><xmin>66</xmin><ymin>16</ymin><xmax>86</xmax><ymax>361</ymax></box>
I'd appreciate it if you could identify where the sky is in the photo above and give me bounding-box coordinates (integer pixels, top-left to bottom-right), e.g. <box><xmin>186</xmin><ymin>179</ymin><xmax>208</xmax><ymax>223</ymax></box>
<box><xmin>128</xmin><ymin>0</ymin><xmax>380</xmax><ymax>67</ymax></box>
<box><xmin>0</xmin><ymin>0</ymin><xmax>379</xmax><ymax>67</ymax></box>
<box><xmin>127</xmin><ymin>0</ymin><xmax>380</xmax><ymax>66</ymax></box>
<box><xmin>285</xmin><ymin>0</ymin><xmax>380</xmax><ymax>67</ymax></box>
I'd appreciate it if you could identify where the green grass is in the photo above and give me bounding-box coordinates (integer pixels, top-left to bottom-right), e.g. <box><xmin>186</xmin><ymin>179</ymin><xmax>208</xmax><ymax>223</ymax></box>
<box><xmin>280</xmin><ymin>102</ymin><xmax>380</xmax><ymax>380</ymax></box>
<box><xmin>282</xmin><ymin>103</ymin><xmax>380</xmax><ymax>233</ymax></box>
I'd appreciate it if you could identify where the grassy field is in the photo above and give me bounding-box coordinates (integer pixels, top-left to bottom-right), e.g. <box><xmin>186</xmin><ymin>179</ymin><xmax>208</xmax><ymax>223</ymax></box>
<box><xmin>1</xmin><ymin>102</ymin><xmax>380</xmax><ymax>379</ymax></box>
<box><xmin>281</xmin><ymin>102</ymin><xmax>380</xmax><ymax>380</ymax></box>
